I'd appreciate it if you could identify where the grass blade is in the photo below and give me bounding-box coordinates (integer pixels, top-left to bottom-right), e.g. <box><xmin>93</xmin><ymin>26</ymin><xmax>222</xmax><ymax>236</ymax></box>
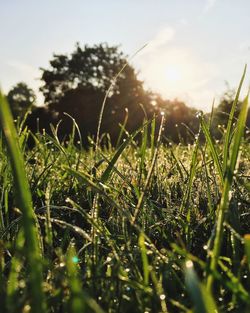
<box><xmin>138</xmin><ymin>233</ymin><xmax>149</xmax><ymax>286</ymax></box>
<box><xmin>207</xmin><ymin>92</ymin><xmax>249</xmax><ymax>292</ymax></box>
<box><xmin>180</xmin><ymin>134</ymin><xmax>199</xmax><ymax>214</ymax></box>
<box><xmin>101</xmin><ymin>121</ymin><xmax>150</xmax><ymax>183</ymax></box>
<box><xmin>66</xmin><ymin>244</ymin><xmax>106</xmax><ymax>313</ymax></box>
<box><xmin>223</xmin><ymin>65</ymin><xmax>247</xmax><ymax>172</ymax></box>
<box><xmin>185</xmin><ymin>260</ymin><xmax>217</xmax><ymax>313</ymax></box>
<box><xmin>66</xmin><ymin>245</ymin><xmax>86</xmax><ymax>313</ymax></box>
<box><xmin>0</xmin><ymin>91</ymin><xmax>46</xmax><ymax>313</ymax></box>
<box><xmin>95</xmin><ymin>44</ymin><xmax>147</xmax><ymax>154</ymax></box>
<box><xmin>132</xmin><ymin>114</ymin><xmax>165</xmax><ymax>224</ymax></box>
<box><xmin>116</xmin><ymin>108</ymin><xmax>128</xmax><ymax>148</ymax></box>
<box><xmin>199</xmin><ymin>113</ymin><xmax>223</xmax><ymax>184</ymax></box>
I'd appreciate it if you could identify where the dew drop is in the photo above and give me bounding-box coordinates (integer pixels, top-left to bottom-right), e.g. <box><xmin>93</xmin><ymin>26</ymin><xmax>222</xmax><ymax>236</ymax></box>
<box><xmin>160</xmin><ymin>294</ymin><xmax>166</xmax><ymax>300</ymax></box>
<box><xmin>23</xmin><ymin>305</ymin><xmax>31</xmax><ymax>313</ymax></box>
<box><xmin>72</xmin><ymin>256</ymin><xmax>79</xmax><ymax>263</ymax></box>
<box><xmin>186</xmin><ymin>260</ymin><xmax>193</xmax><ymax>268</ymax></box>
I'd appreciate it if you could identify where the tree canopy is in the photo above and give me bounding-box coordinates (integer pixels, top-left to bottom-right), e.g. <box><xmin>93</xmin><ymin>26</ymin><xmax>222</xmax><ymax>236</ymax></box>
<box><xmin>39</xmin><ymin>43</ymin><xmax>155</xmax><ymax>143</ymax></box>
<box><xmin>7</xmin><ymin>43</ymin><xmax>225</xmax><ymax>146</ymax></box>
<box><xmin>7</xmin><ymin>82</ymin><xmax>36</xmax><ymax>118</ymax></box>
<box><xmin>40</xmin><ymin>43</ymin><xmax>145</xmax><ymax>107</ymax></box>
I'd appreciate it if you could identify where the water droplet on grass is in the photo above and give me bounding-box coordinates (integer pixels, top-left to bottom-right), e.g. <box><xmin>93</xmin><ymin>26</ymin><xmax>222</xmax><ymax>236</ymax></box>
<box><xmin>23</xmin><ymin>304</ymin><xmax>31</xmax><ymax>313</ymax></box>
<box><xmin>72</xmin><ymin>256</ymin><xmax>79</xmax><ymax>263</ymax></box>
<box><xmin>160</xmin><ymin>294</ymin><xmax>166</xmax><ymax>300</ymax></box>
<box><xmin>186</xmin><ymin>260</ymin><xmax>193</xmax><ymax>268</ymax></box>
<box><xmin>195</xmin><ymin>111</ymin><xmax>203</xmax><ymax>118</ymax></box>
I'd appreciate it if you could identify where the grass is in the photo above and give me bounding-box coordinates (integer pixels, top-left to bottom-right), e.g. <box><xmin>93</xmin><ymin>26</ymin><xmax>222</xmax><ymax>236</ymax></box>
<box><xmin>0</xmin><ymin>70</ymin><xmax>249</xmax><ymax>312</ymax></box>
<box><xmin>0</xmin><ymin>91</ymin><xmax>46</xmax><ymax>313</ymax></box>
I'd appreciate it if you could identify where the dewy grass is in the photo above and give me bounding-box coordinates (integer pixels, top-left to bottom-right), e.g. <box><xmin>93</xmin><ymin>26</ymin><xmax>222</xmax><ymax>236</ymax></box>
<box><xmin>207</xmin><ymin>91</ymin><xmax>249</xmax><ymax>292</ymax></box>
<box><xmin>0</xmin><ymin>70</ymin><xmax>250</xmax><ymax>312</ymax></box>
<box><xmin>199</xmin><ymin>113</ymin><xmax>223</xmax><ymax>185</ymax></box>
<box><xmin>132</xmin><ymin>114</ymin><xmax>165</xmax><ymax>224</ymax></box>
<box><xmin>0</xmin><ymin>91</ymin><xmax>46</xmax><ymax>313</ymax></box>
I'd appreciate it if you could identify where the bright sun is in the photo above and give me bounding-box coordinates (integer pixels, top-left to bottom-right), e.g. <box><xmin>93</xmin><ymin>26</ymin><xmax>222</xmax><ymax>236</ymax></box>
<box><xmin>165</xmin><ymin>65</ymin><xmax>182</xmax><ymax>83</ymax></box>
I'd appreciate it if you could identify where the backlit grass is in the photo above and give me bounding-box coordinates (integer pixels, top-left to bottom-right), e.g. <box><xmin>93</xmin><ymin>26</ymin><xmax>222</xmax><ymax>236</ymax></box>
<box><xmin>0</xmin><ymin>72</ymin><xmax>249</xmax><ymax>312</ymax></box>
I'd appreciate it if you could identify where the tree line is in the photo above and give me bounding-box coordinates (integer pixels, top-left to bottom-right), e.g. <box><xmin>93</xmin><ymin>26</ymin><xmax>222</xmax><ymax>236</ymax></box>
<box><xmin>6</xmin><ymin>43</ymin><xmax>250</xmax><ymax>146</ymax></box>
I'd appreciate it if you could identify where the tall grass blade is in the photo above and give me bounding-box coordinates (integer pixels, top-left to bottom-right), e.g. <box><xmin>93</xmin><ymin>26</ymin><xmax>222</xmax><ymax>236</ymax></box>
<box><xmin>223</xmin><ymin>65</ymin><xmax>247</xmax><ymax>172</ymax></box>
<box><xmin>207</xmin><ymin>93</ymin><xmax>249</xmax><ymax>292</ymax></box>
<box><xmin>95</xmin><ymin>44</ymin><xmax>147</xmax><ymax>154</ymax></box>
<box><xmin>138</xmin><ymin>233</ymin><xmax>149</xmax><ymax>286</ymax></box>
<box><xmin>0</xmin><ymin>91</ymin><xmax>46</xmax><ymax>313</ymax></box>
<box><xmin>63</xmin><ymin>112</ymin><xmax>83</xmax><ymax>171</ymax></box>
<box><xmin>180</xmin><ymin>134</ymin><xmax>199</xmax><ymax>214</ymax></box>
<box><xmin>199</xmin><ymin>113</ymin><xmax>223</xmax><ymax>184</ymax></box>
<box><xmin>139</xmin><ymin>120</ymin><xmax>148</xmax><ymax>183</ymax></box>
<box><xmin>116</xmin><ymin>108</ymin><xmax>128</xmax><ymax>148</ymax></box>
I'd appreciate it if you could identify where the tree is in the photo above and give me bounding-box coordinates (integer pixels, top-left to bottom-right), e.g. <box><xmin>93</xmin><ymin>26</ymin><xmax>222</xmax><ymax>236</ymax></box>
<box><xmin>38</xmin><ymin>42</ymin><xmax>202</xmax><ymax>145</ymax></box>
<box><xmin>7</xmin><ymin>82</ymin><xmax>36</xmax><ymax>118</ymax></box>
<box><xmin>39</xmin><ymin>43</ymin><xmax>153</xmax><ymax>144</ymax></box>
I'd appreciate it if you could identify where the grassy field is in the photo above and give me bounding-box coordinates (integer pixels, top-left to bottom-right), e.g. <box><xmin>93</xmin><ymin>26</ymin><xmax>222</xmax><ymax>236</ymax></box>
<box><xmin>0</xmin><ymin>75</ymin><xmax>250</xmax><ymax>313</ymax></box>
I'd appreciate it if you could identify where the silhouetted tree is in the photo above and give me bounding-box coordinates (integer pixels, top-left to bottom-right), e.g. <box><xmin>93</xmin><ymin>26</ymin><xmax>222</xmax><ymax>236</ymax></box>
<box><xmin>5</xmin><ymin>42</ymin><xmax>200</xmax><ymax>146</ymax></box>
<box><xmin>7</xmin><ymin>82</ymin><xmax>36</xmax><ymax>118</ymax></box>
<box><xmin>40</xmin><ymin>43</ymin><xmax>133</xmax><ymax>106</ymax></box>
<box><xmin>39</xmin><ymin>43</ymin><xmax>154</xmax><ymax>144</ymax></box>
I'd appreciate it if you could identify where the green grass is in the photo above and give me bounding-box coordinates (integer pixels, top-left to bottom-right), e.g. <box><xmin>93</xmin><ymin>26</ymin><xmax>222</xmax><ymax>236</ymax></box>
<box><xmin>0</xmin><ymin>71</ymin><xmax>250</xmax><ymax>313</ymax></box>
<box><xmin>0</xmin><ymin>91</ymin><xmax>46</xmax><ymax>313</ymax></box>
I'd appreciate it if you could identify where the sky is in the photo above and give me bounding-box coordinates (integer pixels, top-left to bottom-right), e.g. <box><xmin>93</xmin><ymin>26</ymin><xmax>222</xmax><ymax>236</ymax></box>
<box><xmin>1</xmin><ymin>0</ymin><xmax>250</xmax><ymax>111</ymax></box>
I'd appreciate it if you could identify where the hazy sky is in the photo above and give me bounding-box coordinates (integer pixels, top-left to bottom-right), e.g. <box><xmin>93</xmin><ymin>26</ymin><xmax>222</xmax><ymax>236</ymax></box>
<box><xmin>1</xmin><ymin>0</ymin><xmax>250</xmax><ymax>111</ymax></box>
